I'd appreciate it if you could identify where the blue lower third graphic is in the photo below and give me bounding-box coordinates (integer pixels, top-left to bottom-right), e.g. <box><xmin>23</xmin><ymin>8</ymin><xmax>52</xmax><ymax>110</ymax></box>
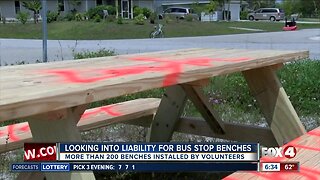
<box><xmin>41</xmin><ymin>163</ymin><xmax>70</xmax><ymax>172</ymax></box>
<box><xmin>11</xmin><ymin>163</ymin><xmax>40</xmax><ymax>172</ymax></box>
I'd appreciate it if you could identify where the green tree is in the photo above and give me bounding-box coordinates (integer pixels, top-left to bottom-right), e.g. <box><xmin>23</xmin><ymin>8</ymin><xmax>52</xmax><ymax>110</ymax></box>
<box><xmin>278</xmin><ymin>0</ymin><xmax>320</xmax><ymax>18</ymax></box>
<box><xmin>22</xmin><ymin>0</ymin><xmax>42</xmax><ymax>24</ymax></box>
<box><xmin>247</xmin><ymin>0</ymin><xmax>276</xmax><ymax>10</ymax></box>
<box><xmin>298</xmin><ymin>0</ymin><xmax>319</xmax><ymax>18</ymax></box>
<box><xmin>16</xmin><ymin>12</ymin><xmax>29</xmax><ymax>24</ymax></box>
<box><xmin>206</xmin><ymin>0</ymin><xmax>218</xmax><ymax>13</ymax></box>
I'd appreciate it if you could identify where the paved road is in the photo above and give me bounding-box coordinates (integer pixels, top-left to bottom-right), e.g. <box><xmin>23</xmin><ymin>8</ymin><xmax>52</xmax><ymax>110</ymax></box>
<box><xmin>0</xmin><ymin>28</ymin><xmax>319</xmax><ymax>65</ymax></box>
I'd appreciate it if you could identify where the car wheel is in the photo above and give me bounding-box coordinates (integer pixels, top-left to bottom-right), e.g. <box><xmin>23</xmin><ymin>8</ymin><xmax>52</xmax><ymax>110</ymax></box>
<box><xmin>270</xmin><ymin>16</ymin><xmax>276</xmax><ymax>21</ymax></box>
<box><xmin>249</xmin><ymin>16</ymin><xmax>254</xmax><ymax>21</ymax></box>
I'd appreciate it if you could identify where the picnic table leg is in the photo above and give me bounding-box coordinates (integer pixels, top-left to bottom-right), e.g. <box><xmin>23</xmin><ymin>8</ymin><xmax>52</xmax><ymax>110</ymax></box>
<box><xmin>242</xmin><ymin>65</ymin><xmax>306</xmax><ymax>145</ymax></box>
<box><xmin>147</xmin><ymin>85</ymin><xmax>187</xmax><ymax>142</ymax></box>
<box><xmin>181</xmin><ymin>82</ymin><xmax>226</xmax><ymax>135</ymax></box>
<box><xmin>24</xmin><ymin>105</ymin><xmax>95</xmax><ymax>180</ymax></box>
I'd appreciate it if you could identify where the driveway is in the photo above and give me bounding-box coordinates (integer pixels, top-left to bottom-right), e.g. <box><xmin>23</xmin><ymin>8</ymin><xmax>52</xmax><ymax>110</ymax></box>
<box><xmin>0</xmin><ymin>28</ymin><xmax>319</xmax><ymax>65</ymax></box>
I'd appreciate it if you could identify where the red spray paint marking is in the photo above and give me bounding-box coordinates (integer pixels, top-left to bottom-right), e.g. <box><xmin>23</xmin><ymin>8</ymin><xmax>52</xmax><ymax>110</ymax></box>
<box><xmin>300</xmin><ymin>166</ymin><xmax>320</xmax><ymax>176</ymax></box>
<box><xmin>249</xmin><ymin>169</ymin><xmax>318</xmax><ymax>180</ymax></box>
<box><xmin>225</xmin><ymin>165</ymin><xmax>320</xmax><ymax>180</ymax></box>
<box><xmin>249</xmin><ymin>172</ymin><xmax>282</xmax><ymax>180</ymax></box>
<box><xmin>0</xmin><ymin>124</ymin><xmax>30</xmax><ymax>142</ymax></box>
<box><xmin>44</xmin><ymin>56</ymin><xmax>251</xmax><ymax>86</ymax></box>
<box><xmin>81</xmin><ymin>105</ymin><xmax>122</xmax><ymax>119</ymax></box>
<box><xmin>0</xmin><ymin>105</ymin><xmax>121</xmax><ymax>142</ymax></box>
<box><xmin>307</xmin><ymin>128</ymin><xmax>320</xmax><ymax>137</ymax></box>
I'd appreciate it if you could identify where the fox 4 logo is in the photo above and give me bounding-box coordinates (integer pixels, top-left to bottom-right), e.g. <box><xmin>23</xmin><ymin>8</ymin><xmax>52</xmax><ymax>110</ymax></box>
<box><xmin>261</xmin><ymin>145</ymin><xmax>297</xmax><ymax>158</ymax></box>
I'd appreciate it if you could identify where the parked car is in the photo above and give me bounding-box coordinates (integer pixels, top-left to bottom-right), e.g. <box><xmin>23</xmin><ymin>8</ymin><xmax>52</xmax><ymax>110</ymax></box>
<box><xmin>247</xmin><ymin>8</ymin><xmax>285</xmax><ymax>21</ymax></box>
<box><xmin>159</xmin><ymin>7</ymin><xmax>199</xmax><ymax>20</ymax></box>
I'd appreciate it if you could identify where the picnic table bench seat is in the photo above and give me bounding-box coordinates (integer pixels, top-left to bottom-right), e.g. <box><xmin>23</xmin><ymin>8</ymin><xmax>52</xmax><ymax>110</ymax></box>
<box><xmin>0</xmin><ymin>98</ymin><xmax>161</xmax><ymax>153</ymax></box>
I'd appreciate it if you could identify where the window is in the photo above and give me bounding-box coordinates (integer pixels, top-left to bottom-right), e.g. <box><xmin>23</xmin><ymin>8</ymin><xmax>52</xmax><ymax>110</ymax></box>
<box><xmin>178</xmin><ymin>9</ymin><xmax>187</xmax><ymax>13</ymax></box>
<box><xmin>171</xmin><ymin>8</ymin><xmax>179</xmax><ymax>13</ymax></box>
<box><xmin>164</xmin><ymin>8</ymin><xmax>172</xmax><ymax>13</ymax></box>
<box><xmin>255</xmin><ymin>9</ymin><xmax>261</xmax><ymax>13</ymax></box>
<box><xmin>261</xmin><ymin>9</ymin><xmax>278</xmax><ymax>13</ymax></box>
<box><xmin>97</xmin><ymin>0</ymin><xmax>103</xmax><ymax>5</ymax></box>
<box><xmin>15</xmin><ymin>1</ymin><xmax>20</xmax><ymax>14</ymax></box>
<box><xmin>106</xmin><ymin>0</ymin><xmax>114</xmax><ymax>5</ymax></box>
<box><xmin>58</xmin><ymin>0</ymin><xmax>64</xmax><ymax>11</ymax></box>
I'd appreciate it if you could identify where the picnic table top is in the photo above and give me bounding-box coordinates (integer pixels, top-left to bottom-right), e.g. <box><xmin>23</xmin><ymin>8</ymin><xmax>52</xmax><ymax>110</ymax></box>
<box><xmin>0</xmin><ymin>48</ymin><xmax>308</xmax><ymax>122</ymax></box>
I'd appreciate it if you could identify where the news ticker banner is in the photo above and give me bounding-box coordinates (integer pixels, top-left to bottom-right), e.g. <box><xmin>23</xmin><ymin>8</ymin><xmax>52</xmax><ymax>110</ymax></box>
<box><xmin>24</xmin><ymin>143</ymin><xmax>258</xmax><ymax>162</ymax></box>
<box><xmin>11</xmin><ymin>162</ymin><xmax>258</xmax><ymax>172</ymax></box>
<box><xmin>11</xmin><ymin>162</ymin><xmax>300</xmax><ymax>172</ymax></box>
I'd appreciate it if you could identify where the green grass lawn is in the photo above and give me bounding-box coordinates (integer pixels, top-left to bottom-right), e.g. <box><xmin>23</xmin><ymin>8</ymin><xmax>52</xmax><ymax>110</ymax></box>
<box><xmin>298</xmin><ymin>18</ymin><xmax>320</xmax><ymax>22</ymax></box>
<box><xmin>0</xmin><ymin>20</ymin><xmax>319</xmax><ymax>40</ymax></box>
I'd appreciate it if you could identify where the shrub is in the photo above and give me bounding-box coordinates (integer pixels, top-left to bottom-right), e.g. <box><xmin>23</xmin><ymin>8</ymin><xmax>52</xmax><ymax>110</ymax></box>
<box><xmin>240</xmin><ymin>11</ymin><xmax>249</xmax><ymax>20</ymax></box>
<box><xmin>47</xmin><ymin>11</ymin><xmax>59</xmax><ymax>23</ymax></box>
<box><xmin>191</xmin><ymin>2</ymin><xmax>206</xmax><ymax>16</ymax></box>
<box><xmin>149</xmin><ymin>12</ymin><xmax>157</xmax><ymax>24</ymax></box>
<box><xmin>134</xmin><ymin>14</ymin><xmax>145</xmax><ymax>25</ymax></box>
<box><xmin>142</xmin><ymin>7</ymin><xmax>152</xmax><ymax>18</ymax></box>
<box><xmin>117</xmin><ymin>16</ymin><xmax>123</xmax><ymax>24</ymax></box>
<box><xmin>65</xmin><ymin>12</ymin><xmax>75</xmax><ymax>21</ymax></box>
<box><xmin>106</xmin><ymin>15</ymin><xmax>116</xmax><ymax>22</ymax></box>
<box><xmin>56</xmin><ymin>14</ymin><xmax>64</xmax><ymax>21</ymax></box>
<box><xmin>74</xmin><ymin>48</ymin><xmax>116</xmax><ymax>59</ymax></box>
<box><xmin>105</xmin><ymin>6</ymin><xmax>116</xmax><ymax>15</ymax></box>
<box><xmin>75</xmin><ymin>13</ymin><xmax>83</xmax><ymax>21</ymax></box>
<box><xmin>133</xmin><ymin>6</ymin><xmax>143</xmax><ymax>17</ymax></box>
<box><xmin>185</xmin><ymin>14</ymin><xmax>193</xmax><ymax>21</ymax></box>
<box><xmin>93</xmin><ymin>14</ymin><xmax>101</xmax><ymax>22</ymax></box>
<box><xmin>205</xmin><ymin>0</ymin><xmax>218</xmax><ymax>14</ymax></box>
<box><xmin>87</xmin><ymin>5</ymin><xmax>116</xmax><ymax>20</ymax></box>
<box><xmin>16</xmin><ymin>12</ymin><xmax>29</xmax><ymax>24</ymax></box>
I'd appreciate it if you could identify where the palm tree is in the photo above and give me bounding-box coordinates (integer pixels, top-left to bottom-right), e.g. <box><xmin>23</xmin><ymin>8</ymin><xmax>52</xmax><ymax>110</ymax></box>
<box><xmin>22</xmin><ymin>0</ymin><xmax>42</xmax><ymax>24</ymax></box>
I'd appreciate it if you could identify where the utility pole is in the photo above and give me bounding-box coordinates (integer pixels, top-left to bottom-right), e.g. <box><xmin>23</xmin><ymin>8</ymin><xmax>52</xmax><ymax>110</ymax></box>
<box><xmin>41</xmin><ymin>0</ymin><xmax>48</xmax><ymax>62</ymax></box>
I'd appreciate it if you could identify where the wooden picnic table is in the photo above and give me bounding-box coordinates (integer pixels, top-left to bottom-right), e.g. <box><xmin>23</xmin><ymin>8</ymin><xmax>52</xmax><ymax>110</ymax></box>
<box><xmin>0</xmin><ymin>48</ymin><xmax>309</xmax><ymax>180</ymax></box>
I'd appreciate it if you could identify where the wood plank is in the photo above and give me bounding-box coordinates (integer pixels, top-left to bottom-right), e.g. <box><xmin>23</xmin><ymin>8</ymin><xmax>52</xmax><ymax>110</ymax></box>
<box><xmin>0</xmin><ymin>115</ymin><xmax>278</xmax><ymax>153</ymax></box>
<box><xmin>224</xmin><ymin>126</ymin><xmax>320</xmax><ymax>180</ymax></box>
<box><xmin>0</xmin><ymin>98</ymin><xmax>160</xmax><ymax>153</ymax></box>
<box><xmin>182</xmin><ymin>84</ymin><xmax>226</xmax><ymax>135</ymax></box>
<box><xmin>0</xmin><ymin>49</ymin><xmax>308</xmax><ymax>122</ymax></box>
<box><xmin>0</xmin><ymin>48</ymin><xmax>236</xmax><ymax>83</ymax></box>
<box><xmin>242</xmin><ymin>65</ymin><xmax>306</xmax><ymax>145</ymax></box>
<box><xmin>26</xmin><ymin>106</ymin><xmax>95</xmax><ymax>180</ymax></box>
<box><xmin>125</xmin><ymin>117</ymin><xmax>277</xmax><ymax>146</ymax></box>
<box><xmin>176</xmin><ymin>117</ymin><xmax>277</xmax><ymax>146</ymax></box>
<box><xmin>147</xmin><ymin>85</ymin><xmax>187</xmax><ymax>142</ymax></box>
<box><xmin>0</xmin><ymin>48</ymin><xmax>254</xmax><ymax>91</ymax></box>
